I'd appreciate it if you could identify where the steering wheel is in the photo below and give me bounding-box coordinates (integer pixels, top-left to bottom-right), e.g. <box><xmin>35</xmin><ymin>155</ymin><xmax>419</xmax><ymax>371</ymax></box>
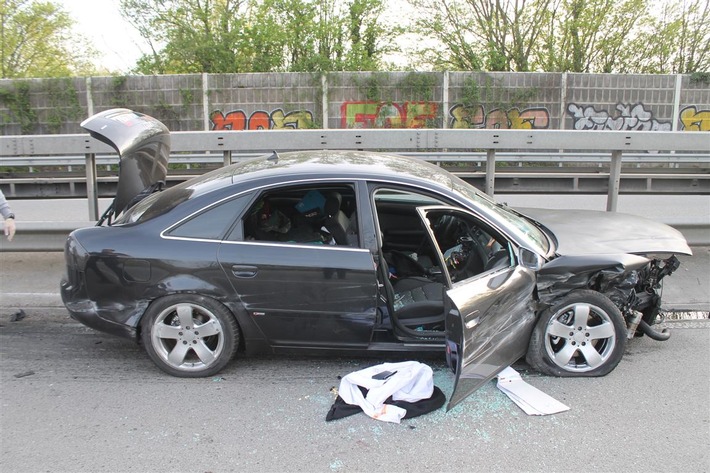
<box><xmin>434</xmin><ymin>215</ymin><xmax>459</xmax><ymax>248</ymax></box>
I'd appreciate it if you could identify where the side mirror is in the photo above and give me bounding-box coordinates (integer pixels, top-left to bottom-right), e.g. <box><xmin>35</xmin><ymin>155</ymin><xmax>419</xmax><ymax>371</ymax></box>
<box><xmin>519</xmin><ymin>247</ymin><xmax>543</xmax><ymax>270</ymax></box>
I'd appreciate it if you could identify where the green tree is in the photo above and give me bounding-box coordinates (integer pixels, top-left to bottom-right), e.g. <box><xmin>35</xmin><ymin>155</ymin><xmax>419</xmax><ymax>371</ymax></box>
<box><xmin>407</xmin><ymin>0</ymin><xmax>703</xmax><ymax>73</ymax></box>
<box><xmin>407</xmin><ymin>0</ymin><xmax>555</xmax><ymax>71</ymax></box>
<box><xmin>634</xmin><ymin>0</ymin><xmax>709</xmax><ymax>73</ymax></box>
<box><xmin>253</xmin><ymin>0</ymin><xmax>389</xmax><ymax>72</ymax></box>
<box><xmin>0</xmin><ymin>0</ymin><xmax>96</xmax><ymax>78</ymax></box>
<box><xmin>121</xmin><ymin>0</ymin><xmax>393</xmax><ymax>73</ymax></box>
<box><xmin>121</xmin><ymin>0</ymin><xmax>255</xmax><ymax>74</ymax></box>
<box><xmin>537</xmin><ymin>0</ymin><xmax>648</xmax><ymax>73</ymax></box>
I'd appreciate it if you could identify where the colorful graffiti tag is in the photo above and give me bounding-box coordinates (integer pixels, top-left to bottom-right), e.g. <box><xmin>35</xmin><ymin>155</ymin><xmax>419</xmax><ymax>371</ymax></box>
<box><xmin>567</xmin><ymin>103</ymin><xmax>672</xmax><ymax>131</ymax></box>
<box><xmin>449</xmin><ymin>104</ymin><xmax>550</xmax><ymax>129</ymax></box>
<box><xmin>679</xmin><ymin>106</ymin><xmax>710</xmax><ymax>131</ymax></box>
<box><xmin>210</xmin><ymin>109</ymin><xmax>313</xmax><ymax>130</ymax></box>
<box><xmin>207</xmin><ymin>102</ymin><xmax>708</xmax><ymax>132</ymax></box>
<box><xmin>340</xmin><ymin>101</ymin><xmax>438</xmax><ymax>128</ymax></box>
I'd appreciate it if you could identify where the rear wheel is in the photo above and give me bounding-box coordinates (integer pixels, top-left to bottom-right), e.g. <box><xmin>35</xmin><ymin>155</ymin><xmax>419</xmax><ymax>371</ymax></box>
<box><xmin>141</xmin><ymin>294</ymin><xmax>239</xmax><ymax>377</ymax></box>
<box><xmin>526</xmin><ymin>290</ymin><xmax>626</xmax><ymax>377</ymax></box>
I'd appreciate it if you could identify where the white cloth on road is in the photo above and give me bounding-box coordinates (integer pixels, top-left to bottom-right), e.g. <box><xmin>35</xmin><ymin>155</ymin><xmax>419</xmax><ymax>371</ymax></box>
<box><xmin>337</xmin><ymin>361</ymin><xmax>434</xmax><ymax>423</ymax></box>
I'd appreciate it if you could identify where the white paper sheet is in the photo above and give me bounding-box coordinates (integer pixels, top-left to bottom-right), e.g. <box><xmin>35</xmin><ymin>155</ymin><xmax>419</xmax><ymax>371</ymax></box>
<box><xmin>496</xmin><ymin>367</ymin><xmax>570</xmax><ymax>416</ymax></box>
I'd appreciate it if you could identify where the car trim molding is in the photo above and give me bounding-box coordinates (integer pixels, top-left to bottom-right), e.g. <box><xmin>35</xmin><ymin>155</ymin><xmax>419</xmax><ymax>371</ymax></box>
<box><xmin>220</xmin><ymin>239</ymin><xmax>371</xmax><ymax>253</ymax></box>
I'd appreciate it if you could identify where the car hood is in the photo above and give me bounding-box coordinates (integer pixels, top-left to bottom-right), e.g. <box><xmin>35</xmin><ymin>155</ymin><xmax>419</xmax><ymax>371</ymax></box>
<box><xmin>517</xmin><ymin>207</ymin><xmax>692</xmax><ymax>256</ymax></box>
<box><xmin>81</xmin><ymin>108</ymin><xmax>170</xmax><ymax>216</ymax></box>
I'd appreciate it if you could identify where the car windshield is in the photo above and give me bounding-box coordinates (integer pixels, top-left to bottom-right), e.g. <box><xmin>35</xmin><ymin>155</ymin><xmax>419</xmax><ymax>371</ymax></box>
<box><xmin>450</xmin><ymin>177</ymin><xmax>551</xmax><ymax>255</ymax></box>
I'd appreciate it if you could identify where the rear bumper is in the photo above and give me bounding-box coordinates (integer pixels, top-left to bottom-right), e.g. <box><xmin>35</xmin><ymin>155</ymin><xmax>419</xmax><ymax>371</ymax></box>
<box><xmin>61</xmin><ymin>277</ymin><xmax>139</xmax><ymax>341</ymax></box>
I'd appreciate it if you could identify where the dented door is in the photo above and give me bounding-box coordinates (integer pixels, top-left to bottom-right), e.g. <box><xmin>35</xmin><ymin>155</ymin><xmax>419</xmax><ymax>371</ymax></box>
<box><xmin>444</xmin><ymin>266</ymin><xmax>537</xmax><ymax>409</ymax></box>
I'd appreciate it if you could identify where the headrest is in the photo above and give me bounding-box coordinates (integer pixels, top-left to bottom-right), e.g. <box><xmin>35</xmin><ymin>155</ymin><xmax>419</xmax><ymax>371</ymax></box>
<box><xmin>324</xmin><ymin>192</ymin><xmax>343</xmax><ymax>216</ymax></box>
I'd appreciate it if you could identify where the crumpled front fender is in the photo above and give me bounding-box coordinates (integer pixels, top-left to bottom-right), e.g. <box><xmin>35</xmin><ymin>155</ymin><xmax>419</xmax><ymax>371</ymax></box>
<box><xmin>536</xmin><ymin>253</ymin><xmax>650</xmax><ymax>306</ymax></box>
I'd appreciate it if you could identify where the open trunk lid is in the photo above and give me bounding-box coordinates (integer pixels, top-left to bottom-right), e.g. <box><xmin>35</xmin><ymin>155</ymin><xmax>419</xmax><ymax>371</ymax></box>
<box><xmin>81</xmin><ymin>108</ymin><xmax>170</xmax><ymax>224</ymax></box>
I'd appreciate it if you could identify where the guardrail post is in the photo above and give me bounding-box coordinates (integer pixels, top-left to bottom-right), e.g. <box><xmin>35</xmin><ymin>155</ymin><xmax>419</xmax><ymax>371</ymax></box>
<box><xmin>223</xmin><ymin>150</ymin><xmax>232</xmax><ymax>167</ymax></box>
<box><xmin>607</xmin><ymin>150</ymin><xmax>623</xmax><ymax>212</ymax></box>
<box><xmin>485</xmin><ymin>149</ymin><xmax>496</xmax><ymax>197</ymax></box>
<box><xmin>85</xmin><ymin>153</ymin><xmax>99</xmax><ymax>220</ymax></box>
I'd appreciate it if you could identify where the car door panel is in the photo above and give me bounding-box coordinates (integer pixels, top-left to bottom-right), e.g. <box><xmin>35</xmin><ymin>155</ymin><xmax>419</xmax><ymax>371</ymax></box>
<box><xmin>445</xmin><ymin>266</ymin><xmax>537</xmax><ymax>410</ymax></box>
<box><xmin>218</xmin><ymin>242</ymin><xmax>378</xmax><ymax>348</ymax></box>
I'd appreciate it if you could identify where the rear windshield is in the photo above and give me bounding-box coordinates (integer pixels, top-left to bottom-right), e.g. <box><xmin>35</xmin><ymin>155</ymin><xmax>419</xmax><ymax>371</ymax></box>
<box><xmin>114</xmin><ymin>166</ymin><xmax>235</xmax><ymax>225</ymax></box>
<box><xmin>114</xmin><ymin>184</ymin><xmax>193</xmax><ymax>224</ymax></box>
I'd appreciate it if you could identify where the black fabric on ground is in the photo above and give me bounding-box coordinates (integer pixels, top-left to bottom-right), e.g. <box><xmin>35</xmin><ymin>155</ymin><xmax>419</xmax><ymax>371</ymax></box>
<box><xmin>325</xmin><ymin>385</ymin><xmax>446</xmax><ymax>421</ymax></box>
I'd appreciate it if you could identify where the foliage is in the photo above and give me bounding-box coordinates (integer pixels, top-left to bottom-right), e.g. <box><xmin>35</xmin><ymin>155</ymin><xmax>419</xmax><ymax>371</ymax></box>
<box><xmin>407</xmin><ymin>0</ymin><xmax>556</xmax><ymax>71</ymax></box>
<box><xmin>121</xmin><ymin>0</ymin><xmax>396</xmax><ymax>74</ymax></box>
<box><xmin>690</xmin><ymin>72</ymin><xmax>710</xmax><ymax>84</ymax></box>
<box><xmin>460</xmin><ymin>74</ymin><xmax>537</xmax><ymax>109</ymax></box>
<box><xmin>1</xmin><ymin>0</ymin><xmax>707</xmax><ymax>77</ymax></box>
<box><xmin>45</xmin><ymin>78</ymin><xmax>82</xmax><ymax>133</ymax></box>
<box><xmin>632</xmin><ymin>0</ymin><xmax>709</xmax><ymax>73</ymax></box>
<box><xmin>533</xmin><ymin>0</ymin><xmax>649</xmax><ymax>73</ymax></box>
<box><xmin>0</xmin><ymin>81</ymin><xmax>36</xmax><ymax>133</ymax></box>
<box><xmin>0</xmin><ymin>0</ymin><xmax>98</xmax><ymax>78</ymax></box>
<box><xmin>121</xmin><ymin>0</ymin><xmax>252</xmax><ymax>74</ymax></box>
<box><xmin>253</xmin><ymin>0</ymin><xmax>390</xmax><ymax>72</ymax></box>
<box><xmin>405</xmin><ymin>0</ymin><xmax>710</xmax><ymax>73</ymax></box>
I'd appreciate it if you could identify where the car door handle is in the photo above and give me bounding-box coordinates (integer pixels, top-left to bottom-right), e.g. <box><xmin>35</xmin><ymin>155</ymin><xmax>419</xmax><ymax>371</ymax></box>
<box><xmin>231</xmin><ymin>265</ymin><xmax>258</xmax><ymax>278</ymax></box>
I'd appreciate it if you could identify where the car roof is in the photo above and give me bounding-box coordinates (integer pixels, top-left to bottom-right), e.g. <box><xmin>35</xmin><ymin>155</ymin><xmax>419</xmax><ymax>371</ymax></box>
<box><xmin>191</xmin><ymin>150</ymin><xmax>457</xmax><ymax>195</ymax></box>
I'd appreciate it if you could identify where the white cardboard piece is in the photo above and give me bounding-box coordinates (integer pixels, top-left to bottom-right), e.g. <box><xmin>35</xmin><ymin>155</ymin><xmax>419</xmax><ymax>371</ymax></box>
<box><xmin>496</xmin><ymin>367</ymin><xmax>570</xmax><ymax>416</ymax></box>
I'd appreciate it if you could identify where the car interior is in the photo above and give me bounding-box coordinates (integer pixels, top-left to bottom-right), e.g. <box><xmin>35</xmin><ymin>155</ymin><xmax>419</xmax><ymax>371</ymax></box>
<box><xmin>243</xmin><ymin>184</ymin><xmax>359</xmax><ymax>246</ymax></box>
<box><xmin>373</xmin><ymin>189</ymin><xmax>512</xmax><ymax>336</ymax></box>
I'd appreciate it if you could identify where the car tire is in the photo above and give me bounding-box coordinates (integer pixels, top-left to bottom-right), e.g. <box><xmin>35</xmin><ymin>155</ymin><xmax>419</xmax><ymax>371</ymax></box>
<box><xmin>140</xmin><ymin>294</ymin><xmax>239</xmax><ymax>377</ymax></box>
<box><xmin>526</xmin><ymin>290</ymin><xmax>626</xmax><ymax>377</ymax></box>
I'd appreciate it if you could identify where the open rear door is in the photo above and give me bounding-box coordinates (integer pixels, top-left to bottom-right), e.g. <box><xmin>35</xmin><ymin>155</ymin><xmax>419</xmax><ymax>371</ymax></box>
<box><xmin>416</xmin><ymin>207</ymin><xmax>538</xmax><ymax>410</ymax></box>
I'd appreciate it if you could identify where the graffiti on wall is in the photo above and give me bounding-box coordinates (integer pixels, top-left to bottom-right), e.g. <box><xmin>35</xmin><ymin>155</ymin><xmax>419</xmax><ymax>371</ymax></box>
<box><xmin>449</xmin><ymin>104</ymin><xmax>550</xmax><ymax>129</ymax></box>
<box><xmin>207</xmin><ymin>102</ymin><xmax>709</xmax><ymax>132</ymax></box>
<box><xmin>210</xmin><ymin>108</ymin><xmax>314</xmax><ymax>130</ymax></box>
<box><xmin>340</xmin><ymin>101</ymin><xmax>551</xmax><ymax>129</ymax></box>
<box><xmin>567</xmin><ymin>103</ymin><xmax>672</xmax><ymax>131</ymax></box>
<box><xmin>679</xmin><ymin>106</ymin><xmax>710</xmax><ymax>131</ymax></box>
<box><xmin>341</xmin><ymin>101</ymin><xmax>438</xmax><ymax>128</ymax></box>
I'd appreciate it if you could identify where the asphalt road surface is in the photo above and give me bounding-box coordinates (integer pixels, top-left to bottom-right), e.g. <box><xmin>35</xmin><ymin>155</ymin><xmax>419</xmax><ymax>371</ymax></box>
<box><xmin>1</xmin><ymin>311</ymin><xmax>708</xmax><ymax>472</ymax></box>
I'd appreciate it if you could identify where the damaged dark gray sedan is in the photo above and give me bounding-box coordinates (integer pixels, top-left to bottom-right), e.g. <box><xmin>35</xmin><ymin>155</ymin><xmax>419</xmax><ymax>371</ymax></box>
<box><xmin>61</xmin><ymin>109</ymin><xmax>691</xmax><ymax>409</ymax></box>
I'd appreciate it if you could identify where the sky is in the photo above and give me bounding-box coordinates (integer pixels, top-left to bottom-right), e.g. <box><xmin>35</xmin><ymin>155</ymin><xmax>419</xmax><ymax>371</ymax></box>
<box><xmin>60</xmin><ymin>0</ymin><xmax>148</xmax><ymax>73</ymax></box>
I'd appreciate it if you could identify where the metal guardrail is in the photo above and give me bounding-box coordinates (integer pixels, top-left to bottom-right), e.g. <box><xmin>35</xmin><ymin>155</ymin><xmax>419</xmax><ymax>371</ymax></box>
<box><xmin>3</xmin><ymin>215</ymin><xmax>709</xmax><ymax>253</ymax></box>
<box><xmin>2</xmin><ymin>150</ymin><xmax>709</xmax><ymax>167</ymax></box>
<box><xmin>1</xmin><ymin>129</ymin><xmax>708</xmax><ymax>251</ymax></box>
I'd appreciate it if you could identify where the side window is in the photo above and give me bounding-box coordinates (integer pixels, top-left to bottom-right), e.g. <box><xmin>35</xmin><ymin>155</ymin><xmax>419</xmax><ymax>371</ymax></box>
<box><xmin>243</xmin><ymin>184</ymin><xmax>359</xmax><ymax>246</ymax></box>
<box><xmin>426</xmin><ymin>209</ymin><xmax>513</xmax><ymax>283</ymax></box>
<box><xmin>166</xmin><ymin>194</ymin><xmax>250</xmax><ymax>240</ymax></box>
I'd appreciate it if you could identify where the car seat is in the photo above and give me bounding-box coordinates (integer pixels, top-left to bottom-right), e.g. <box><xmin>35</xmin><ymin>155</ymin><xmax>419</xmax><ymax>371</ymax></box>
<box><xmin>324</xmin><ymin>192</ymin><xmax>358</xmax><ymax>246</ymax></box>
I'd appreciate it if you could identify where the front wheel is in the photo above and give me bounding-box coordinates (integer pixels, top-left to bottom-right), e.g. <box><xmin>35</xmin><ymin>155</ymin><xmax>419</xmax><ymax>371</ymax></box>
<box><xmin>141</xmin><ymin>294</ymin><xmax>239</xmax><ymax>377</ymax></box>
<box><xmin>526</xmin><ymin>290</ymin><xmax>626</xmax><ymax>377</ymax></box>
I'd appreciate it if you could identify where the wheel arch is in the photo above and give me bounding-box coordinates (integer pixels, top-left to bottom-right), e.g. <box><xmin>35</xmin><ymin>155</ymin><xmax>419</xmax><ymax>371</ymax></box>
<box><xmin>135</xmin><ymin>289</ymin><xmax>267</xmax><ymax>355</ymax></box>
<box><xmin>536</xmin><ymin>254</ymin><xmax>650</xmax><ymax>311</ymax></box>
<box><xmin>526</xmin><ymin>288</ymin><xmax>627</xmax><ymax>377</ymax></box>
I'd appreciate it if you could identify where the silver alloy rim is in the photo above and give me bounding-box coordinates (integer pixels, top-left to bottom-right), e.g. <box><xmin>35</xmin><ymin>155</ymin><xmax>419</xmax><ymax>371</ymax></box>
<box><xmin>544</xmin><ymin>302</ymin><xmax>617</xmax><ymax>372</ymax></box>
<box><xmin>150</xmin><ymin>302</ymin><xmax>224</xmax><ymax>372</ymax></box>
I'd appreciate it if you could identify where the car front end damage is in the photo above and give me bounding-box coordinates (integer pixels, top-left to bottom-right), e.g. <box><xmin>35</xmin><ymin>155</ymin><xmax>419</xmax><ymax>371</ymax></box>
<box><xmin>536</xmin><ymin>253</ymin><xmax>682</xmax><ymax>341</ymax></box>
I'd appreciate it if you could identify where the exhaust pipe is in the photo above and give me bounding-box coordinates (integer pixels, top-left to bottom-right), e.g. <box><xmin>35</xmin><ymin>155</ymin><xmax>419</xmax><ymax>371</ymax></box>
<box><xmin>638</xmin><ymin>319</ymin><xmax>671</xmax><ymax>341</ymax></box>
